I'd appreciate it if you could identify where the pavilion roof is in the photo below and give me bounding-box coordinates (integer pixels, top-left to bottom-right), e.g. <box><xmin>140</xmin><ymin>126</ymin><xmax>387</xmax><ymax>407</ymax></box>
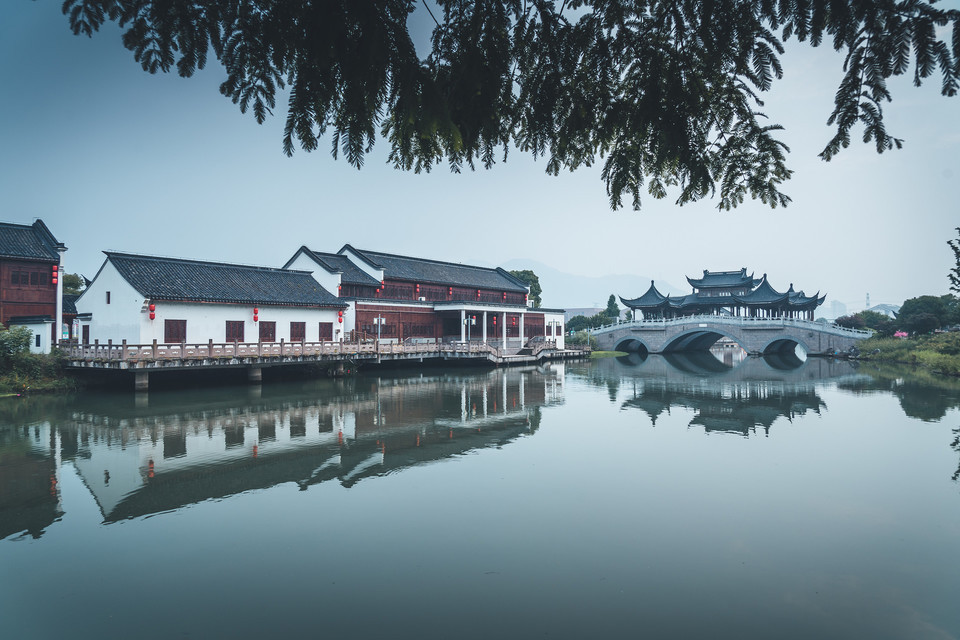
<box><xmin>732</xmin><ymin>275</ymin><xmax>789</xmax><ymax>305</ymax></box>
<box><xmin>97</xmin><ymin>252</ymin><xmax>346</xmax><ymax>307</ymax></box>
<box><xmin>620</xmin><ymin>281</ymin><xmax>668</xmax><ymax>309</ymax></box>
<box><xmin>340</xmin><ymin>245</ymin><xmax>529</xmax><ymax>292</ymax></box>
<box><xmin>686</xmin><ymin>268</ymin><xmax>758</xmax><ymax>289</ymax></box>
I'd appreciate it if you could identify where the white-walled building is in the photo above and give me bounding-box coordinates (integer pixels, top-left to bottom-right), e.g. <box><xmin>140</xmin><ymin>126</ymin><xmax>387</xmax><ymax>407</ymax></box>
<box><xmin>75</xmin><ymin>252</ymin><xmax>347</xmax><ymax>345</ymax></box>
<box><xmin>284</xmin><ymin>245</ymin><xmax>566</xmax><ymax>349</ymax></box>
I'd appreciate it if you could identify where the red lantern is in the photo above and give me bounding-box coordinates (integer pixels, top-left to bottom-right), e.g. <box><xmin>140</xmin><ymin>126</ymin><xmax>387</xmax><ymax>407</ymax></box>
<box><xmin>253</xmin><ymin>307</ymin><xmax>259</xmax><ymax>322</ymax></box>
<box><xmin>415</xmin><ymin>284</ymin><xmax>420</xmax><ymax>293</ymax></box>
<box><xmin>448</xmin><ymin>287</ymin><xmax>453</xmax><ymax>295</ymax></box>
<box><xmin>493</xmin><ymin>316</ymin><xmax>497</xmax><ymax>326</ymax></box>
<box><xmin>502</xmin><ymin>292</ymin><xmax>506</xmax><ymax>300</ymax></box>
<box><xmin>149</xmin><ymin>303</ymin><xmax>155</xmax><ymax>312</ymax></box>
<box><xmin>476</xmin><ymin>289</ymin><xmax>480</xmax><ymax>299</ymax></box>
<box><xmin>149</xmin><ymin>312</ymin><xmax>155</xmax><ymax>320</ymax></box>
<box><xmin>51</xmin><ymin>264</ymin><xmax>58</xmax><ymax>285</ymax></box>
<box><xmin>337</xmin><ymin>309</ymin><xmax>343</xmax><ymax>324</ymax></box>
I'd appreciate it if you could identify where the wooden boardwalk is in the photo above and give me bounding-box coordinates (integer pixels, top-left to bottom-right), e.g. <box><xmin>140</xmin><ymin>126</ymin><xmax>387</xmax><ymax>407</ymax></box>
<box><xmin>63</xmin><ymin>339</ymin><xmax>589</xmax><ymax>389</ymax></box>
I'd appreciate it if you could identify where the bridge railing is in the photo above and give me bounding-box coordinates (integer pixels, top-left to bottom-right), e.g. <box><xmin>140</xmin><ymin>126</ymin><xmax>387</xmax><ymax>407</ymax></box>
<box><xmin>589</xmin><ymin>315</ymin><xmax>872</xmax><ymax>337</ymax></box>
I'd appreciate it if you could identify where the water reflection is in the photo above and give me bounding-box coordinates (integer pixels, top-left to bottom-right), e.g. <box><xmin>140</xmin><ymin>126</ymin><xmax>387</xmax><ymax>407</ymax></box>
<box><xmin>580</xmin><ymin>355</ymin><xmax>868</xmax><ymax>436</ymax></box>
<box><xmin>0</xmin><ymin>365</ymin><xmax>564</xmax><ymax>537</ymax></box>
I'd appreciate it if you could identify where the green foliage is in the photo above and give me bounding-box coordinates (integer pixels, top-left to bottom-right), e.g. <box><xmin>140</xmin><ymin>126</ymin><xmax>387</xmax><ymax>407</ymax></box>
<box><xmin>62</xmin><ymin>273</ymin><xmax>85</xmax><ymax>295</ymax></box>
<box><xmin>566</xmin><ymin>330</ymin><xmax>598</xmax><ymax>349</ymax></box>
<box><xmin>949</xmin><ymin>227</ymin><xmax>960</xmax><ymax>295</ymax></box>
<box><xmin>856</xmin><ymin>333</ymin><xmax>960</xmax><ymax>377</ymax></box>
<box><xmin>604</xmin><ymin>294</ymin><xmax>620</xmax><ymax>319</ymax></box>
<box><xmin>837</xmin><ymin>310</ymin><xmax>895</xmax><ymax>335</ymax></box>
<box><xmin>508</xmin><ymin>269</ymin><xmax>542</xmax><ymax>308</ymax></box>
<box><xmin>59</xmin><ymin>1</ymin><xmax>960</xmax><ymax>210</ymax></box>
<box><xmin>898</xmin><ymin>295</ymin><xmax>959</xmax><ymax>333</ymax></box>
<box><xmin>835</xmin><ymin>314</ymin><xmax>865</xmax><ymax>330</ymax></box>
<box><xmin>0</xmin><ymin>326</ymin><xmax>33</xmax><ymax>361</ymax></box>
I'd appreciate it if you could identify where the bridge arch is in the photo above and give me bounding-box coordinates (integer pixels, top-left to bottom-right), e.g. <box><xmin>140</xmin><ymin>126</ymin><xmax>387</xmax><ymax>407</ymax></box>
<box><xmin>662</xmin><ymin>329</ymin><xmax>735</xmax><ymax>353</ymax></box>
<box><xmin>614</xmin><ymin>338</ymin><xmax>649</xmax><ymax>355</ymax></box>
<box><xmin>761</xmin><ymin>337</ymin><xmax>810</xmax><ymax>356</ymax></box>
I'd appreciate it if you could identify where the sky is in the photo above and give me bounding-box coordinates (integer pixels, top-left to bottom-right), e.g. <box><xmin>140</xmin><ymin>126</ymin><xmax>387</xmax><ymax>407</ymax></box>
<box><xmin>1</xmin><ymin>2</ymin><xmax>957</xmax><ymax>313</ymax></box>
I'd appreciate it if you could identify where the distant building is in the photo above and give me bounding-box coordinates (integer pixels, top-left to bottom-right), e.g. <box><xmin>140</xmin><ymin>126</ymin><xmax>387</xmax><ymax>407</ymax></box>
<box><xmin>866</xmin><ymin>304</ymin><xmax>900</xmax><ymax>318</ymax></box>
<box><xmin>621</xmin><ymin>268</ymin><xmax>824</xmax><ymax>321</ymax></box>
<box><xmin>829</xmin><ymin>300</ymin><xmax>848</xmax><ymax>320</ymax></box>
<box><xmin>0</xmin><ymin>219</ymin><xmax>66</xmax><ymax>352</ymax></box>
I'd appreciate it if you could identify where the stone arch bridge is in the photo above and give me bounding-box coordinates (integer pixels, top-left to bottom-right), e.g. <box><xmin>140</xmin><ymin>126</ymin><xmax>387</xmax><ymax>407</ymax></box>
<box><xmin>592</xmin><ymin>316</ymin><xmax>870</xmax><ymax>356</ymax></box>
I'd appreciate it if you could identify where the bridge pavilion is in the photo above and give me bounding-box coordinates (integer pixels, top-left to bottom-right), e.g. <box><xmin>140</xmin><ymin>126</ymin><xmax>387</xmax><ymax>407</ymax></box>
<box><xmin>620</xmin><ymin>269</ymin><xmax>825</xmax><ymax>321</ymax></box>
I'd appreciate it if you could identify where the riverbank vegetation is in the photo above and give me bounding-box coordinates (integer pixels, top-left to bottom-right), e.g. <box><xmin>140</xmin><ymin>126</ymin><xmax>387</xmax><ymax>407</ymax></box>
<box><xmin>854</xmin><ymin>332</ymin><xmax>960</xmax><ymax>377</ymax></box>
<box><xmin>0</xmin><ymin>326</ymin><xmax>76</xmax><ymax>394</ymax></box>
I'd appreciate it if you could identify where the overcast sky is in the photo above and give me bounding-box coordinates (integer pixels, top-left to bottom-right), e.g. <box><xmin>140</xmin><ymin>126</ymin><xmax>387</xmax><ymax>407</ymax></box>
<box><xmin>1</xmin><ymin>2</ymin><xmax>957</xmax><ymax>312</ymax></box>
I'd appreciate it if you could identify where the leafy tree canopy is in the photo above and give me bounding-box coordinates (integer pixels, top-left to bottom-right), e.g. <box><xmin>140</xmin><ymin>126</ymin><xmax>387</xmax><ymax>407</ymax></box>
<box><xmin>508</xmin><ymin>269</ymin><xmax>542</xmax><ymax>307</ymax></box>
<box><xmin>62</xmin><ymin>273</ymin><xmax>85</xmax><ymax>296</ymax></box>
<box><xmin>604</xmin><ymin>294</ymin><xmax>620</xmax><ymax>318</ymax></box>
<box><xmin>61</xmin><ymin>1</ymin><xmax>960</xmax><ymax>210</ymax></box>
<box><xmin>898</xmin><ymin>294</ymin><xmax>959</xmax><ymax>329</ymax></box>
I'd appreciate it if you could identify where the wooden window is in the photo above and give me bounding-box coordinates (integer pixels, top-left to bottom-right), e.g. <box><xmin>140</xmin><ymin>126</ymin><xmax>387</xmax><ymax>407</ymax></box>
<box><xmin>164</xmin><ymin>319</ymin><xmax>187</xmax><ymax>343</ymax></box>
<box><xmin>226</xmin><ymin>321</ymin><xmax>244</xmax><ymax>342</ymax></box>
<box><xmin>10</xmin><ymin>271</ymin><xmax>18</xmax><ymax>285</ymax></box>
<box><xmin>259</xmin><ymin>321</ymin><xmax>276</xmax><ymax>342</ymax></box>
<box><xmin>39</xmin><ymin>272</ymin><xmax>48</xmax><ymax>286</ymax></box>
<box><xmin>318</xmin><ymin>322</ymin><xmax>333</xmax><ymax>341</ymax></box>
<box><xmin>290</xmin><ymin>322</ymin><xmax>306</xmax><ymax>342</ymax></box>
<box><xmin>19</xmin><ymin>272</ymin><xmax>28</xmax><ymax>285</ymax></box>
<box><xmin>30</xmin><ymin>272</ymin><xmax>38</xmax><ymax>286</ymax></box>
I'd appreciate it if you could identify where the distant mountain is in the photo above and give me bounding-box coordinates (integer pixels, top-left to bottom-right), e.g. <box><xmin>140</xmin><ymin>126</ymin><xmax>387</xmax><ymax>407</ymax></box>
<box><xmin>497</xmin><ymin>258</ymin><xmax>685</xmax><ymax>309</ymax></box>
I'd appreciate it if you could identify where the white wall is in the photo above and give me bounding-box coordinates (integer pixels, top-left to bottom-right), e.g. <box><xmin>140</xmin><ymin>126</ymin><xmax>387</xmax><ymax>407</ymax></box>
<box><xmin>10</xmin><ymin>320</ymin><xmax>54</xmax><ymax>354</ymax></box>
<box><xmin>286</xmin><ymin>251</ymin><xmax>342</xmax><ymax>296</ymax></box>
<box><xmin>144</xmin><ymin>302</ymin><xmax>342</xmax><ymax>344</ymax></box>
<box><xmin>74</xmin><ymin>260</ymin><xmax>144</xmax><ymax>344</ymax></box>
<box><xmin>544</xmin><ymin>312</ymin><xmax>565</xmax><ymax>350</ymax></box>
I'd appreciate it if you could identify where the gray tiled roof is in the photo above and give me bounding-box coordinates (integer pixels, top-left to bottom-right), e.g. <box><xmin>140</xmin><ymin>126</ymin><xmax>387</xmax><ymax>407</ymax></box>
<box><xmin>687</xmin><ymin>268</ymin><xmax>758</xmax><ymax>289</ymax></box>
<box><xmin>63</xmin><ymin>294</ymin><xmax>80</xmax><ymax>315</ymax></box>
<box><xmin>103</xmin><ymin>252</ymin><xmax>345</xmax><ymax>307</ymax></box>
<box><xmin>343</xmin><ymin>246</ymin><xmax>528</xmax><ymax>292</ymax></box>
<box><xmin>300</xmin><ymin>249</ymin><xmax>381</xmax><ymax>286</ymax></box>
<box><xmin>0</xmin><ymin>220</ymin><xmax>63</xmax><ymax>261</ymax></box>
<box><xmin>733</xmin><ymin>276</ymin><xmax>788</xmax><ymax>305</ymax></box>
<box><xmin>621</xmin><ymin>281</ymin><xmax>668</xmax><ymax>308</ymax></box>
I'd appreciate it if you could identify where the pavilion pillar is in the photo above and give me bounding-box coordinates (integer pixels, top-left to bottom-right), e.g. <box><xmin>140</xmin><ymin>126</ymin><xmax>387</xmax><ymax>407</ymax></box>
<box><xmin>482</xmin><ymin>312</ymin><xmax>487</xmax><ymax>344</ymax></box>
<box><xmin>519</xmin><ymin>313</ymin><xmax>525</xmax><ymax>344</ymax></box>
<box><xmin>502</xmin><ymin>312</ymin><xmax>507</xmax><ymax>349</ymax></box>
<box><xmin>460</xmin><ymin>309</ymin><xmax>466</xmax><ymax>342</ymax></box>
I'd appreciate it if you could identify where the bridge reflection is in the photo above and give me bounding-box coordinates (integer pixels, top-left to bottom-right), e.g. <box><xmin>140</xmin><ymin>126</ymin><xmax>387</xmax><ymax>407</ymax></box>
<box><xmin>0</xmin><ymin>365</ymin><xmax>565</xmax><ymax>537</ymax></box>
<box><xmin>581</xmin><ymin>354</ymin><xmax>868</xmax><ymax>436</ymax></box>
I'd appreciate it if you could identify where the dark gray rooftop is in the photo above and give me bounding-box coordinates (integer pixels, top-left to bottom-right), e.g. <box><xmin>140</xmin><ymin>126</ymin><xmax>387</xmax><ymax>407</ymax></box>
<box><xmin>621</xmin><ymin>281</ymin><xmax>668</xmax><ymax>308</ymax></box>
<box><xmin>687</xmin><ymin>268</ymin><xmax>758</xmax><ymax>289</ymax></box>
<box><xmin>0</xmin><ymin>220</ymin><xmax>64</xmax><ymax>262</ymax></box>
<box><xmin>733</xmin><ymin>276</ymin><xmax>789</xmax><ymax>305</ymax></box>
<box><xmin>102</xmin><ymin>252</ymin><xmax>345</xmax><ymax>307</ymax></box>
<box><xmin>342</xmin><ymin>245</ymin><xmax>529</xmax><ymax>292</ymax></box>
<box><xmin>63</xmin><ymin>294</ymin><xmax>80</xmax><ymax>315</ymax></box>
<box><xmin>296</xmin><ymin>248</ymin><xmax>381</xmax><ymax>286</ymax></box>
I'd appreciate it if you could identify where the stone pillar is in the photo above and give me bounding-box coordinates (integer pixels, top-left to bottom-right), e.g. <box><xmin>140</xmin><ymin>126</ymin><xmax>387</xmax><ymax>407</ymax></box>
<box><xmin>134</xmin><ymin>371</ymin><xmax>149</xmax><ymax>392</ymax></box>
<box><xmin>519</xmin><ymin>313</ymin><xmax>525</xmax><ymax>344</ymax></box>
<box><xmin>248</xmin><ymin>366</ymin><xmax>262</xmax><ymax>384</ymax></box>
<box><xmin>482</xmin><ymin>311</ymin><xmax>487</xmax><ymax>344</ymax></box>
<box><xmin>502</xmin><ymin>312</ymin><xmax>507</xmax><ymax>349</ymax></box>
<box><xmin>460</xmin><ymin>309</ymin><xmax>466</xmax><ymax>342</ymax></box>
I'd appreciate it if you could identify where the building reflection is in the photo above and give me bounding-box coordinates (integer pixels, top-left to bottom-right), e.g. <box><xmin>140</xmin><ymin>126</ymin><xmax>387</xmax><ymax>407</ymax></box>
<box><xmin>0</xmin><ymin>365</ymin><xmax>565</xmax><ymax>537</ymax></box>
<box><xmin>583</xmin><ymin>354</ymin><xmax>867</xmax><ymax>436</ymax></box>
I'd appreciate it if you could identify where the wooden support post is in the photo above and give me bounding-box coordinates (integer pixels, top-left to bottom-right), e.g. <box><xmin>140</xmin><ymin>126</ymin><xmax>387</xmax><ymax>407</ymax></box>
<box><xmin>134</xmin><ymin>371</ymin><xmax>149</xmax><ymax>392</ymax></box>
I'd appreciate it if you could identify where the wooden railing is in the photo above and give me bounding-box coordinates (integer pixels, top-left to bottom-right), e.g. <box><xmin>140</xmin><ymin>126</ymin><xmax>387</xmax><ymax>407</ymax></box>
<box><xmin>61</xmin><ymin>338</ymin><xmax>538</xmax><ymax>363</ymax></box>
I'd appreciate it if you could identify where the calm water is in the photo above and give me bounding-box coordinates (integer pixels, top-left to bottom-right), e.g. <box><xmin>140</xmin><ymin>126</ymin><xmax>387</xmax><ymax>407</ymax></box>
<box><xmin>2</xmin><ymin>356</ymin><xmax>959</xmax><ymax>639</ymax></box>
